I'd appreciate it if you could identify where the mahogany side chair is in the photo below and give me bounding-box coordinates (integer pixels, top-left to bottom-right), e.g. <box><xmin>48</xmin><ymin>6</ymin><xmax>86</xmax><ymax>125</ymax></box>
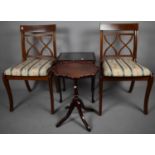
<box><xmin>2</xmin><ymin>24</ymin><xmax>57</xmax><ymax>114</ymax></box>
<box><xmin>99</xmin><ymin>23</ymin><xmax>154</xmax><ymax>116</ymax></box>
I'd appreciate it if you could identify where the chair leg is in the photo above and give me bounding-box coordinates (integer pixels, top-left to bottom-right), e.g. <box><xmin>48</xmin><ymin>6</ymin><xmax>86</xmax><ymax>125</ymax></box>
<box><xmin>91</xmin><ymin>77</ymin><xmax>95</xmax><ymax>103</ymax></box>
<box><xmin>144</xmin><ymin>77</ymin><xmax>154</xmax><ymax>115</ymax></box>
<box><xmin>62</xmin><ymin>77</ymin><xmax>66</xmax><ymax>91</ymax></box>
<box><xmin>99</xmin><ymin>77</ymin><xmax>103</xmax><ymax>116</ymax></box>
<box><xmin>128</xmin><ymin>80</ymin><xmax>135</xmax><ymax>93</ymax></box>
<box><xmin>58</xmin><ymin>77</ymin><xmax>62</xmax><ymax>103</ymax></box>
<box><xmin>25</xmin><ymin>80</ymin><xmax>32</xmax><ymax>92</ymax></box>
<box><xmin>53</xmin><ymin>76</ymin><xmax>59</xmax><ymax>93</ymax></box>
<box><xmin>2</xmin><ymin>75</ymin><xmax>14</xmax><ymax>112</ymax></box>
<box><xmin>48</xmin><ymin>75</ymin><xmax>54</xmax><ymax>114</ymax></box>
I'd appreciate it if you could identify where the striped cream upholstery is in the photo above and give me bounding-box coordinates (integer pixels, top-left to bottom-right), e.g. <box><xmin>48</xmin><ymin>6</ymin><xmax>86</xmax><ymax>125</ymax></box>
<box><xmin>103</xmin><ymin>57</ymin><xmax>151</xmax><ymax>77</ymax></box>
<box><xmin>5</xmin><ymin>58</ymin><xmax>55</xmax><ymax>76</ymax></box>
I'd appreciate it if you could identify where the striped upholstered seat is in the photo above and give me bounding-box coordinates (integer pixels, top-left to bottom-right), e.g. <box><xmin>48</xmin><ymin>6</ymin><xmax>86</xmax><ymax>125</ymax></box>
<box><xmin>5</xmin><ymin>58</ymin><xmax>55</xmax><ymax>76</ymax></box>
<box><xmin>103</xmin><ymin>57</ymin><xmax>151</xmax><ymax>77</ymax></box>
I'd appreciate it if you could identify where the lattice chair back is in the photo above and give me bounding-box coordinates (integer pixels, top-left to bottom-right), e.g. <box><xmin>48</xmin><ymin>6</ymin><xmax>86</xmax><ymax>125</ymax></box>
<box><xmin>100</xmin><ymin>23</ymin><xmax>138</xmax><ymax>63</ymax></box>
<box><xmin>20</xmin><ymin>25</ymin><xmax>57</xmax><ymax>61</ymax></box>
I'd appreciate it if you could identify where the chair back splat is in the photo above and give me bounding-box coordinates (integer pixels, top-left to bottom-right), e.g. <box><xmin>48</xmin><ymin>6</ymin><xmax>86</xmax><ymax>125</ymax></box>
<box><xmin>20</xmin><ymin>25</ymin><xmax>57</xmax><ymax>61</ymax></box>
<box><xmin>100</xmin><ymin>23</ymin><xmax>138</xmax><ymax>67</ymax></box>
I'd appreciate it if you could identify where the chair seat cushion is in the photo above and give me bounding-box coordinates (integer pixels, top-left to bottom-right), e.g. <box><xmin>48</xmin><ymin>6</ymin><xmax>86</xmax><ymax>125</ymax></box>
<box><xmin>4</xmin><ymin>58</ymin><xmax>55</xmax><ymax>76</ymax></box>
<box><xmin>103</xmin><ymin>57</ymin><xmax>151</xmax><ymax>77</ymax></box>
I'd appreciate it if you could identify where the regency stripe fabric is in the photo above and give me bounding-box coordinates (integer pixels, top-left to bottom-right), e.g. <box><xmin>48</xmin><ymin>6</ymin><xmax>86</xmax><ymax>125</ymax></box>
<box><xmin>5</xmin><ymin>57</ymin><xmax>55</xmax><ymax>76</ymax></box>
<box><xmin>103</xmin><ymin>57</ymin><xmax>151</xmax><ymax>77</ymax></box>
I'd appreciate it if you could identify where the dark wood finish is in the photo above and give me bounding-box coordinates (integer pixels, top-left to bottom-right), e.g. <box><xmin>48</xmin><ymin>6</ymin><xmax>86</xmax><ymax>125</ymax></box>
<box><xmin>91</xmin><ymin>77</ymin><xmax>95</xmax><ymax>103</ymax></box>
<box><xmin>100</xmin><ymin>23</ymin><xmax>138</xmax><ymax>60</ymax></box>
<box><xmin>128</xmin><ymin>81</ymin><xmax>135</xmax><ymax>93</ymax></box>
<box><xmin>53</xmin><ymin>63</ymin><xmax>98</xmax><ymax>131</ymax></box>
<box><xmin>25</xmin><ymin>80</ymin><xmax>32</xmax><ymax>92</ymax></box>
<box><xmin>58</xmin><ymin>77</ymin><xmax>62</xmax><ymax>103</ymax></box>
<box><xmin>62</xmin><ymin>77</ymin><xmax>66</xmax><ymax>91</ymax></box>
<box><xmin>144</xmin><ymin>77</ymin><xmax>154</xmax><ymax>114</ymax></box>
<box><xmin>99</xmin><ymin>74</ymin><xmax>103</xmax><ymax>116</ymax></box>
<box><xmin>100</xmin><ymin>23</ymin><xmax>138</xmax><ymax>31</ymax></box>
<box><xmin>48</xmin><ymin>73</ymin><xmax>55</xmax><ymax>114</ymax></box>
<box><xmin>99</xmin><ymin>23</ymin><xmax>154</xmax><ymax>116</ymax></box>
<box><xmin>56</xmin><ymin>79</ymin><xmax>91</xmax><ymax>131</ymax></box>
<box><xmin>3</xmin><ymin>24</ymin><xmax>57</xmax><ymax>113</ymax></box>
<box><xmin>20</xmin><ymin>24</ymin><xmax>57</xmax><ymax>61</ymax></box>
<box><xmin>57</xmin><ymin>52</ymin><xmax>96</xmax><ymax>103</ymax></box>
<box><xmin>2</xmin><ymin>74</ymin><xmax>14</xmax><ymax>112</ymax></box>
<box><xmin>53</xmin><ymin>63</ymin><xmax>98</xmax><ymax>79</ymax></box>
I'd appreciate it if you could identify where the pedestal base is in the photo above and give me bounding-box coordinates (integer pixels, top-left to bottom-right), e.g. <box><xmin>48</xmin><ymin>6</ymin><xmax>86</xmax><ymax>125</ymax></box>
<box><xmin>56</xmin><ymin>79</ymin><xmax>93</xmax><ymax>132</ymax></box>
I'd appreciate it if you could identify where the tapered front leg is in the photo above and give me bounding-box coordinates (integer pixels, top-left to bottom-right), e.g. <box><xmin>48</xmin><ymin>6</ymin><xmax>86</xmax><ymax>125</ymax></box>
<box><xmin>2</xmin><ymin>74</ymin><xmax>14</xmax><ymax>112</ymax></box>
<box><xmin>25</xmin><ymin>80</ymin><xmax>32</xmax><ymax>92</ymax></box>
<box><xmin>144</xmin><ymin>77</ymin><xmax>154</xmax><ymax>115</ymax></box>
<box><xmin>128</xmin><ymin>80</ymin><xmax>135</xmax><ymax>93</ymax></box>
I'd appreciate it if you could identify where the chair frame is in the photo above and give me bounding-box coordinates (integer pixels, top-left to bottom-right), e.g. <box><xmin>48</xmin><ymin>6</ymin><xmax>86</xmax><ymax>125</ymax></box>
<box><xmin>99</xmin><ymin>23</ymin><xmax>154</xmax><ymax>116</ymax></box>
<box><xmin>2</xmin><ymin>24</ymin><xmax>57</xmax><ymax>114</ymax></box>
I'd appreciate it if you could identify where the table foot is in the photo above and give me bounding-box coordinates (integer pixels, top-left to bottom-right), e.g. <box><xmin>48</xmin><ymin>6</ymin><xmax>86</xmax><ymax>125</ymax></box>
<box><xmin>78</xmin><ymin>98</ymin><xmax>95</xmax><ymax>112</ymax></box>
<box><xmin>56</xmin><ymin>102</ymin><xmax>75</xmax><ymax>127</ymax></box>
<box><xmin>76</xmin><ymin>100</ymin><xmax>91</xmax><ymax>132</ymax></box>
<box><xmin>56</xmin><ymin>98</ymin><xmax>91</xmax><ymax>132</ymax></box>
